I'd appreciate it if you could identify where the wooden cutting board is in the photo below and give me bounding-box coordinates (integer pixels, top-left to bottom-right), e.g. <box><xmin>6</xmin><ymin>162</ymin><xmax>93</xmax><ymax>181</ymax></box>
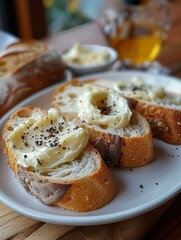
<box><xmin>0</xmin><ymin>198</ymin><xmax>173</xmax><ymax>240</ymax></box>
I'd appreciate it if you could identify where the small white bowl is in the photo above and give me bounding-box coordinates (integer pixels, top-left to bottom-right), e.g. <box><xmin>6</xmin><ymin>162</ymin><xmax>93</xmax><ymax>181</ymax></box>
<box><xmin>61</xmin><ymin>44</ymin><xmax>118</xmax><ymax>75</ymax></box>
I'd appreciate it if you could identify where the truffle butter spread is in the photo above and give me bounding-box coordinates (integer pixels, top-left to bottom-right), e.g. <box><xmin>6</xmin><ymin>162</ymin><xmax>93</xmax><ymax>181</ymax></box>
<box><xmin>114</xmin><ymin>76</ymin><xmax>166</xmax><ymax>101</ymax></box>
<box><xmin>78</xmin><ymin>88</ymin><xmax>132</xmax><ymax>128</ymax></box>
<box><xmin>8</xmin><ymin>108</ymin><xmax>89</xmax><ymax>172</ymax></box>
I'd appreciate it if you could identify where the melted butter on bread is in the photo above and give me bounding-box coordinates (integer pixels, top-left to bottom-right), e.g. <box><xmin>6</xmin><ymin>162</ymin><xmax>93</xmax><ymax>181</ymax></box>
<box><xmin>114</xmin><ymin>76</ymin><xmax>166</xmax><ymax>102</ymax></box>
<box><xmin>9</xmin><ymin>108</ymin><xmax>89</xmax><ymax>172</ymax></box>
<box><xmin>78</xmin><ymin>88</ymin><xmax>132</xmax><ymax>128</ymax></box>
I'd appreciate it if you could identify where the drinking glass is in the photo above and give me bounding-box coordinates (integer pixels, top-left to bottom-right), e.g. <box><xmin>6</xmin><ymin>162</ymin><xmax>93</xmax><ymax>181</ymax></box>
<box><xmin>101</xmin><ymin>0</ymin><xmax>170</xmax><ymax>72</ymax></box>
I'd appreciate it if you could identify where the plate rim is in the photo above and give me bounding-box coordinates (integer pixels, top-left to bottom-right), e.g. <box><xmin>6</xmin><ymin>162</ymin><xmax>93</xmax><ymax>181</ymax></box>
<box><xmin>0</xmin><ymin>179</ymin><xmax>180</xmax><ymax>226</ymax></box>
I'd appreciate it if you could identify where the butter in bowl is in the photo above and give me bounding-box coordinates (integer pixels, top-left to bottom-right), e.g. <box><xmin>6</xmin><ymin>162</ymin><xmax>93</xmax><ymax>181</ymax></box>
<box><xmin>61</xmin><ymin>43</ymin><xmax>118</xmax><ymax>75</ymax></box>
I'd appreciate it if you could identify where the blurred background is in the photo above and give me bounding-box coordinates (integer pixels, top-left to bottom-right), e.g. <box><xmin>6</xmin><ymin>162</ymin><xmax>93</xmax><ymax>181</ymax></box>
<box><xmin>0</xmin><ymin>0</ymin><xmax>108</xmax><ymax>40</ymax></box>
<box><xmin>1</xmin><ymin>0</ymin><xmax>181</xmax><ymax>75</ymax></box>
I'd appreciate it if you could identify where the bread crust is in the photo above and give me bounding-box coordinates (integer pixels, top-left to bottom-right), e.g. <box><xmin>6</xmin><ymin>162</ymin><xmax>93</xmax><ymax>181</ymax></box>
<box><xmin>53</xmin><ymin>156</ymin><xmax>116</xmax><ymax>212</ymax></box>
<box><xmin>0</xmin><ymin>40</ymin><xmax>65</xmax><ymax>116</ymax></box>
<box><xmin>81</xmin><ymin>111</ymin><xmax>153</xmax><ymax>168</ymax></box>
<box><xmin>52</xmin><ymin>80</ymin><xmax>154</xmax><ymax>168</ymax></box>
<box><xmin>127</xmin><ymin>98</ymin><xmax>181</xmax><ymax>144</ymax></box>
<box><xmin>2</xmin><ymin>107</ymin><xmax>116</xmax><ymax>212</ymax></box>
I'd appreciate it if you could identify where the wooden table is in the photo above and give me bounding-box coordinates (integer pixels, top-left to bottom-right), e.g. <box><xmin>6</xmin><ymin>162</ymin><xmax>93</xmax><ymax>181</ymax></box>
<box><xmin>1</xmin><ymin>1</ymin><xmax>181</xmax><ymax>239</ymax></box>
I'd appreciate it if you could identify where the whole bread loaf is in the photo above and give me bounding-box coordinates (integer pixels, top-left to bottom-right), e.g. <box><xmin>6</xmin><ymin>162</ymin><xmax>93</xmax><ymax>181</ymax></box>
<box><xmin>0</xmin><ymin>40</ymin><xmax>65</xmax><ymax>117</ymax></box>
<box><xmin>85</xmin><ymin>77</ymin><xmax>181</xmax><ymax>145</ymax></box>
<box><xmin>52</xmin><ymin>79</ymin><xmax>154</xmax><ymax>167</ymax></box>
<box><xmin>2</xmin><ymin>107</ymin><xmax>116</xmax><ymax>212</ymax></box>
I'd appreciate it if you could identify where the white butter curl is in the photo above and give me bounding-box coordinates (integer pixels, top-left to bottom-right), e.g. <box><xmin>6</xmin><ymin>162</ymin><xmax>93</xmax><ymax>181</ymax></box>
<box><xmin>78</xmin><ymin>88</ymin><xmax>132</xmax><ymax>129</ymax></box>
<box><xmin>9</xmin><ymin>108</ymin><xmax>89</xmax><ymax>172</ymax></box>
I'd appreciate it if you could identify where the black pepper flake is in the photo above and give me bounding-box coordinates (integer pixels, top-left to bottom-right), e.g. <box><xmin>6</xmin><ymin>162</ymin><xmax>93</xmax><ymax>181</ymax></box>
<box><xmin>21</xmin><ymin>135</ymin><xmax>25</xmax><ymax>140</ymax></box>
<box><xmin>51</xmin><ymin>120</ymin><xmax>53</xmax><ymax>124</ymax></box>
<box><xmin>63</xmin><ymin>147</ymin><xmax>66</xmax><ymax>150</ymax></box>
<box><xmin>139</xmin><ymin>184</ymin><xmax>144</xmax><ymax>189</ymax></box>
<box><xmin>156</xmin><ymin>183</ymin><xmax>159</xmax><ymax>185</ymax></box>
<box><xmin>35</xmin><ymin>140</ymin><xmax>43</xmax><ymax>146</ymax></box>
<box><xmin>50</xmin><ymin>142</ymin><xmax>59</xmax><ymax>147</ymax></box>
<box><xmin>37</xmin><ymin>158</ymin><xmax>42</xmax><ymax>165</ymax></box>
<box><xmin>59</xmin><ymin>126</ymin><xmax>64</xmax><ymax>131</ymax></box>
<box><xmin>24</xmin><ymin>142</ymin><xmax>29</xmax><ymax>147</ymax></box>
<box><xmin>101</xmin><ymin>105</ymin><xmax>112</xmax><ymax>115</ymax></box>
<box><xmin>13</xmin><ymin>145</ymin><xmax>16</xmax><ymax>148</ymax></box>
<box><xmin>129</xmin><ymin>168</ymin><xmax>133</xmax><ymax>171</ymax></box>
<box><xmin>24</xmin><ymin>155</ymin><xmax>27</xmax><ymax>158</ymax></box>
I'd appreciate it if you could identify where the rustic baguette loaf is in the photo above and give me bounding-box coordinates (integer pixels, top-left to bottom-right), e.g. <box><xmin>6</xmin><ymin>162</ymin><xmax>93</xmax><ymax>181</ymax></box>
<box><xmin>52</xmin><ymin>80</ymin><xmax>154</xmax><ymax>167</ymax></box>
<box><xmin>0</xmin><ymin>40</ymin><xmax>65</xmax><ymax>117</ymax></box>
<box><xmin>85</xmin><ymin>78</ymin><xmax>181</xmax><ymax>144</ymax></box>
<box><xmin>2</xmin><ymin>107</ymin><xmax>116</xmax><ymax>212</ymax></box>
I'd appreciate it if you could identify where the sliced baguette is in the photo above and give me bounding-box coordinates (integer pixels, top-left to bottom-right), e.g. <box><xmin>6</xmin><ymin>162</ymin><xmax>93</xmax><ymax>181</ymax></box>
<box><xmin>2</xmin><ymin>107</ymin><xmax>116</xmax><ymax>212</ymax></box>
<box><xmin>0</xmin><ymin>40</ymin><xmax>65</xmax><ymax>116</ymax></box>
<box><xmin>52</xmin><ymin>80</ymin><xmax>154</xmax><ymax>167</ymax></box>
<box><xmin>84</xmin><ymin>78</ymin><xmax>181</xmax><ymax>145</ymax></box>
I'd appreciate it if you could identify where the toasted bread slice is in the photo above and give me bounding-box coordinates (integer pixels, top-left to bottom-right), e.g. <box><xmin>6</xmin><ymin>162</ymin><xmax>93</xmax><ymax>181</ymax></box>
<box><xmin>52</xmin><ymin>80</ymin><xmax>154</xmax><ymax>167</ymax></box>
<box><xmin>84</xmin><ymin>78</ymin><xmax>181</xmax><ymax>144</ymax></box>
<box><xmin>2</xmin><ymin>107</ymin><xmax>116</xmax><ymax>212</ymax></box>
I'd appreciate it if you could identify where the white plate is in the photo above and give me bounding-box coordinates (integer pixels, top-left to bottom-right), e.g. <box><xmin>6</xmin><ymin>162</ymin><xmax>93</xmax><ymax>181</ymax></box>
<box><xmin>0</xmin><ymin>31</ymin><xmax>19</xmax><ymax>50</ymax></box>
<box><xmin>0</xmin><ymin>71</ymin><xmax>181</xmax><ymax>226</ymax></box>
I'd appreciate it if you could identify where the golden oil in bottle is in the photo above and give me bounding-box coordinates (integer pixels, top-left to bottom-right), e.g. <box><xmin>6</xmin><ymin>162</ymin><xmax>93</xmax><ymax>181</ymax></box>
<box><xmin>108</xmin><ymin>18</ymin><xmax>166</xmax><ymax>64</ymax></box>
